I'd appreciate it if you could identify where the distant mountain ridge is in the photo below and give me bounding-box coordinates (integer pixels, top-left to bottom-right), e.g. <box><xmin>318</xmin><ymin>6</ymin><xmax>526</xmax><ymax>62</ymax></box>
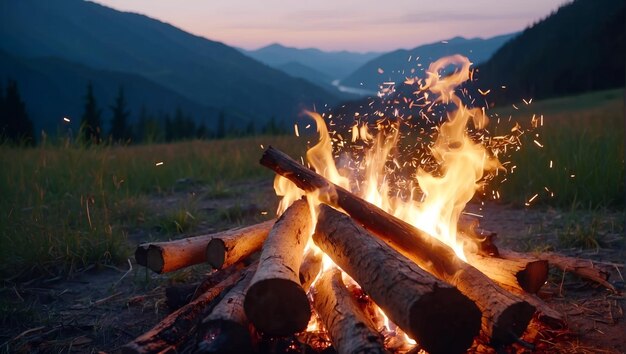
<box><xmin>341</xmin><ymin>33</ymin><xmax>517</xmax><ymax>90</ymax></box>
<box><xmin>0</xmin><ymin>0</ymin><xmax>340</xmax><ymax>132</ymax></box>
<box><xmin>243</xmin><ymin>43</ymin><xmax>381</xmax><ymax>81</ymax></box>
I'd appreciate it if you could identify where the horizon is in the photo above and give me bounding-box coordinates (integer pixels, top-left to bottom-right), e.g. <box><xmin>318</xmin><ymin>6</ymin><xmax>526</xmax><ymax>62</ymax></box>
<box><xmin>90</xmin><ymin>0</ymin><xmax>568</xmax><ymax>52</ymax></box>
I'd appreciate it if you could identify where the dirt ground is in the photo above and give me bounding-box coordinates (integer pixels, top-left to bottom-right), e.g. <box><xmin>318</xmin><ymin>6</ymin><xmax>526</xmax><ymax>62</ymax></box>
<box><xmin>1</xmin><ymin>179</ymin><xmax>624</xmax><ymax>353</ymax></box>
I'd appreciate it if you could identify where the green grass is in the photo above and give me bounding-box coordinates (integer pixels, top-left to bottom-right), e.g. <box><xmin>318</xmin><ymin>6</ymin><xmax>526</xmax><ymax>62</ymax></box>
<box><xmin>0</xmin><ymin>136</ymin><xmax>304</xmax><ymax>279</ymax></box>
<box><xmin>488</xmin><ymin>89</ymin><xmax>624</xmax><ymax>208</ymax></box>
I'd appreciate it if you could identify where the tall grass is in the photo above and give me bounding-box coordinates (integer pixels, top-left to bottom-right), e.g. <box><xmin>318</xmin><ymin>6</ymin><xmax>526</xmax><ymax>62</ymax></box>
<box><xmin>490</xmin><ymin>89</ymin><xmax>624</xmax><ymax>208</ymax></box>
<box><xmin>0</xmin><ymin>136</ymin><xmax>303</xmax><ymax>279</ymax></box>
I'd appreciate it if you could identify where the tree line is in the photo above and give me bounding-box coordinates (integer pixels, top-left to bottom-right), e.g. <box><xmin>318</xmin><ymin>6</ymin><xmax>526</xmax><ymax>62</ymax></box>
<box><xmin>1</xmin><ymin>80</ymin><xmax>288</xmax><ymax>146</ymax></box>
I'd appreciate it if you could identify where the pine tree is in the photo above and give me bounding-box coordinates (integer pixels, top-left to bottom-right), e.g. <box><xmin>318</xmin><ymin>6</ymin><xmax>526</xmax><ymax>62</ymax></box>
<box><xmin>109</xmin><ymin>86</ymin><xmax>131</xmax><ymax>143</ymax></box>
<box><xmin>0</xmin><ymin>79</ymin><xmax>34</xmax><ymax>145</ymax></box>
<box><xmin>80</xmin><ymin>82</ymin><xmax>102</xmax><ymax>144</ymax></box>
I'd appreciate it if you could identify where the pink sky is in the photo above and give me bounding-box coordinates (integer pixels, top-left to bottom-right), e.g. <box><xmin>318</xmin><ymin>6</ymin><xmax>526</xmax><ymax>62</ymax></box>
<box><xmin>92</xmin><ymin>0</ymin><xmax>568</xmax><ymax>52</ymax></box>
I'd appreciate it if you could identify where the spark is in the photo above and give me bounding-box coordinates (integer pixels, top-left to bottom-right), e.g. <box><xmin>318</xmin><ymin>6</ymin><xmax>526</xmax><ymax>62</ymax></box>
<box><xmin>549</xmin><ymin>160</ymin><xmax>553</xmax><ymax>168</ymax></box>
<box><xmin>377</xmin><ymin>68</ymin><xmax>384</xmax><ymax>74</ymax></box>
<box><xmin>294</xmin><ymin>124</ymin><xmax>300</xmax><ymax>137</ymax></box>
<box><xmin>63</xmin><ymin>117</ymin><xmax>71</xmax><ymax>123</ymax></box>
<box><xmin>512</xmin><ymin>104</ymin><xmax>519</xmax><ymax>110</ymax></box>
<box><xmin>261</xmin><ymin>211</ymin><xmax>268</xmax><ymax>215</ymax></box>
<box><xmin>260</xmin><ymin>144</ymin><xmax>264</xmax><ymax>149</ymax></box>
<box><xmin>478</xmin><ymin>88</ymin><xmax>491</xmax><ymax>96</ymax></box>
<box><xmin>533</xmin><ymin>140</ymin><xmax>544</xmax><ymax>148</ymax></box>
<box><xmin>155</xmin><ymin>161</ymin><xmax>164</xmax><ymax>166</ymax></box>
<box><xmin>570</xmin><ymin>174</ymin><xmax>576</xmax><ymax>178</ymax></box>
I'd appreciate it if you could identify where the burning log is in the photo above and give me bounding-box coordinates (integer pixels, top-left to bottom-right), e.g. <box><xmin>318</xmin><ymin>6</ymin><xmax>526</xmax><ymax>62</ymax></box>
<box><xmin>196</xmin><ymin>264</ymin><xmax>257</xmax><ymax>354</ymax></box>
<box><xmin>205</xmin><ymin>220</ymin><xmax>275</xmax><ymax>269</ymax></box>
<box><xmin>299</xmin><ymin>248</ymin><xmax>323</xmax><ymax>291</ymax></box>
<box><xmin>465</xmin><ymin>250</ymin><xmax>548</xmax><ymax>294</ymax></box>
<box><xmin>537</xmin><ymin>252</ymin><xmax>617</xmax><ymax>292</ymax></box>
<box><xmin>122</xmin><ymin>270</ymin><xmax>244</xmax><ymax>354</ymax></box>
<box><xmin>244</xmin><ymin>199</ymin><xmax>313</xmax><ymax>336</ymax></box>
<box><xmin>458</xmin><ymin>214</ymin><xmax>499</xmax><ymax>256</ymax></box>
<box><xmin>312</xmin><ymin>268</ymin><xmax>388</xmax><ymax>354</ymax></box>
<box><xmin>260</xmin><ymin>146</ymin><xmax>535</xmax><ymax>344</ymax></box>
<box><xmin>314</xmin><ymin>205</ymin><xmax>481</xmax><ymax>354</ymax></box>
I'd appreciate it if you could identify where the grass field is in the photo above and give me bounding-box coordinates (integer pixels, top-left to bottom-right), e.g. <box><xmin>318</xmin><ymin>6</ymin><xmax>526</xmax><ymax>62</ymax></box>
<box><xmin>0</xmin><ymin>135</ymin><xmax>305</xmax><ymax>279</ymax></box>
<box><xmin>490</xmin><ymin>88</ymin><xmax>624</xmax><ymax>208</ymax></box>
<box><xmin>0</xmin><ymin>89</ymin><xmax>623</xmax><ymax>279</ymax></box>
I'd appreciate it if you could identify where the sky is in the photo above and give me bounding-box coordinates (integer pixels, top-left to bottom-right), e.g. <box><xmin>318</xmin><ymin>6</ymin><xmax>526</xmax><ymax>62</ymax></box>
<box><xmin>92</xmin><ymin>0</ymin><xmax>569</xmax><ymax>53</ymax></box>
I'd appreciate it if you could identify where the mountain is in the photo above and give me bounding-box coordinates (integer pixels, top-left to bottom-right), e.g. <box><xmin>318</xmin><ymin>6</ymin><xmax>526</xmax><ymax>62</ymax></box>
<box><xmin>0</xmin><ymin>0</ymin><xmax>340</xmax><ymax>131</ymax></box>
<box><xmin>0</xmin><ymin>50</ymin><xmax>218</xmax><ymax>134</ymax></box>
<box><xmin>474</xmin><ymin>0</ymin><xmax>625</xmax><ymax>104</ymax></box>
<box><xmin>341</xmin><ymin>33</ymin><xmax>517</xmax><ymax>90</ymax></box>
<box><xmin>243</xmin><ymin>43</ymin><xmax>381</xmax><ymax>81</ymax></box>
<box><xmin>276</xmin><ymin>61</ymin><xmax>336</xmax><ymax>91</ymax></box>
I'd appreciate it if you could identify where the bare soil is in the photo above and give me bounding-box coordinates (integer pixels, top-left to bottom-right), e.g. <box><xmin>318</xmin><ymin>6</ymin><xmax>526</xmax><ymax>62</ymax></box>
<box><xmin>1</xmin><ymin>180</ymin><xmax>624</xmax><ymax>353</ymax></box>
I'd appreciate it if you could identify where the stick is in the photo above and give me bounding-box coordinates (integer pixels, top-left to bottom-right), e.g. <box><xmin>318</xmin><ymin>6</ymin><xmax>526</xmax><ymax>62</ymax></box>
<box><xmin>260</xmin><ymin>146</ymin><xmax>535</xmax><ymax>344</ymax></box>
<box><xmin>537</xmin><ymin>252</ymin><xmax>617</xmax><ymax>292</ymax></box>
<box><xmin>196</xmin><ymin>264</ymin><xmax>258</xmax><ymax>354</ymax></box>
<box><xmin>165</xmin><ymin>262</ymin><xmax>246</xmax><ymax>310</ymax></box>
<box><xmin>205</xmin><ymin>220</ymin><xmax>275</xmax><ymax>269</ymax></box>
<box><xmin>243</xmin><ymin>199</ymin><xmax>313</xmax><ymax>336</ymax></box>
<box><xmin>121</xmin><ymin>270</ymin><xmax>243</xmax><ymax>354</ymax></box>
<box><xmin>312</xmin><ymin>268</ymin><xmax>388</xmax><ymax>354</ymax></box>
<box><xmin>314</xmin><ymin>205</ymin><xmax>481</xmax><ymax>354</ymax></box>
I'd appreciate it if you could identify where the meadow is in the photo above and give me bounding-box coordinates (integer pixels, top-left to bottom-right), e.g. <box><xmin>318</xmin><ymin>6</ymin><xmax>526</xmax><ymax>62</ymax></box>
<box><xmin>0</xmin><ymin>89</ymin><xmax>623</xmax><ymax>279</ymax></box>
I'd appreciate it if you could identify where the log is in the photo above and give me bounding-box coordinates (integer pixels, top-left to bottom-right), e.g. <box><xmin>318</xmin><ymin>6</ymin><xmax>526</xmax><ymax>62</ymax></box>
<box><xmin>134</xmin><ymin>244</ymin><xmax>149</xmax><ymax>267</ymax></box>
<box><xmin>466</xmin><ymin>250</ymin><xmax>548</xmax><ymax>294</ymax></box>
<box><xmin>537</xmin><ymin>252</ymin><xmax>617</xmax><ymax>292</ymax></box>
<box><xmin>243</xmin><ymin>199</ymin><xmax>313</xmax><ymax>336</ymax></box>
<box><xmin>165</xmin><ymin>262</ymin><xmax>246</xmax><ymax>310</ymax></box>
<box><xmin>138</xmin><ymin>221</ymin><xmax>274</xmax><ymax>274</ymax></box>
<box><xmin>500</xmin><ymin>284</ymin><xmax>566</xmax><ymax>329</ymax></box>
<box><xmin>205</xmin><ymin>220</ymin><xmax>275</xmax><ymax>269</ymax></box>
<box><xmin>121</xmin><ymin>270</ymin><xmax>244</xmax><ymax>354</ymax></box>
<box><xmin>260</xmin><ymin>146</ymin><xmax>535</xmax><ymax>344</ymax></box>
<box><xmin>312</xmin><ymin>268</ymin><xmax>388</xmax><ymax>354</ymax></box>
<box><xmin>196</xmin><ymin>264</ymin><xmax>258</xmax><ymax>354</ymax></box>
<box><xmin>299</xmin><ymin>248</ymin><xmax>323</xmax><ymax>291</ymax></box>
<box><xmin>314</xmin><ymin>205</ymin><xmax>481</xmax><ymax>354</ymax></box>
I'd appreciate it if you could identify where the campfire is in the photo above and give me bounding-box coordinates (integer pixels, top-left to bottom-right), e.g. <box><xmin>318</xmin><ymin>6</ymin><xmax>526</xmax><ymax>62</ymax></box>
<box><xmin>123</xmin><ymin>56</ymin><xmax>617</xmax><ymax>354</ymax></box>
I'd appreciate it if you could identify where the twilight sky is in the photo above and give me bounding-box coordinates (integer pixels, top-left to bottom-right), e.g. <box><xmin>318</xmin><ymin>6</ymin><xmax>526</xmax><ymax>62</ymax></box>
<box><xmin>92</xmin><ymin>0</ymin><xmax>568</xmax><ymax>52</ymax></box>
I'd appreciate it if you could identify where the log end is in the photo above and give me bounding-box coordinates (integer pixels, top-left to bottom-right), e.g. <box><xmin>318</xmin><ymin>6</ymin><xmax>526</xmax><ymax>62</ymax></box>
<box><xmin>409</xmin><ymin>287</ymin><xmax>481</xmax><ymax>354</ymax></box>
<box><xmin>491</xmin><ymin>300</ymin><xmax>536</xmax><ymax>345</ymax></box>
<box><xmin>134</xmin><ymin>244</ymin><xmax>149</xmax><ymax>267</ymax></box>
<box><xmin>146</xmin><ymin>246</ymin><xmax>165</xmax><ymax>274</ymax></box>
<box><xmin>196</xmin><ymin>320</ymin><xmax>253</xmax><ymax>354</ymax></box>
<box><xmin>206</xmin><ymin>239</ymin><xmax>226</xmax><ymax>269</ymax></box>
<box><xmin>244</xmin><ymin>278</ymin><xmax>311</xmax><ymax>336</ymax></box>
<box><xmin>517</xmin><ymin>260</ymin><xmax>549</xmax><ymax>294</ymax></box>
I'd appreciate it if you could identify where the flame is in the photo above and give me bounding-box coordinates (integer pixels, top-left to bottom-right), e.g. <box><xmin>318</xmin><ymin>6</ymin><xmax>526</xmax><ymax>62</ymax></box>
<box><xmin>276</xmin><ymin>55</ymin><xmax>506</xmax><ymax>347</ymax></box>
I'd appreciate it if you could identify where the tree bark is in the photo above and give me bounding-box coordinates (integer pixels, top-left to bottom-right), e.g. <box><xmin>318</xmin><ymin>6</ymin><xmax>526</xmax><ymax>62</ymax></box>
<box><xmin>260</xmin><ymin>146</ymin><xmax>535</xmax><ymax>345</ymax></box>
<box><xmin>121</xmin><ymin>270</ymin><xmax>244</xmax><ymax>354</ymax></box>
<box><xmin>134</xmin><ymin>243</ymin><xmax>149</xmax><ymax>267</ymax></box>
<box><xmin>314</xmin><ymin>205</ymin><xmax>481</xmax><ymax>354</ymax></box>
<box><xmin>205</xmin><ymin>220</ymin><xmax>275</xmax><ymax>269</ymax></box>
<box><xmin>196</xmin><ymin>264</ymin><xmax>258</xmax><ymax>354</ymax></box>
<box><xmin>466</xmin><ymin>250</ymin><xmax>548</xmax><ymax>294</ymax></box>
<box><xmin>243</xmin><ymin>199</ymin><xmax>313</xmax><ymax>336</ymax></box>
<box><xmin>537</xmin><ymin>252</ymin><xmax>617</xmax><ymax>292</ymax></box>
<box><xmin>312</xmin><ymin>268</ymin><xmax>388</xmax><ymax>354</ymax></box>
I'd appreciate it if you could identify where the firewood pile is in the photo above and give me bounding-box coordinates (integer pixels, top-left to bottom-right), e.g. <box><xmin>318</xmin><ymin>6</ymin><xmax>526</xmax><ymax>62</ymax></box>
<box><xmin>123</xmin><ymin>147</ymin><xmax>620</xmax><ymax>354</ymax></box>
